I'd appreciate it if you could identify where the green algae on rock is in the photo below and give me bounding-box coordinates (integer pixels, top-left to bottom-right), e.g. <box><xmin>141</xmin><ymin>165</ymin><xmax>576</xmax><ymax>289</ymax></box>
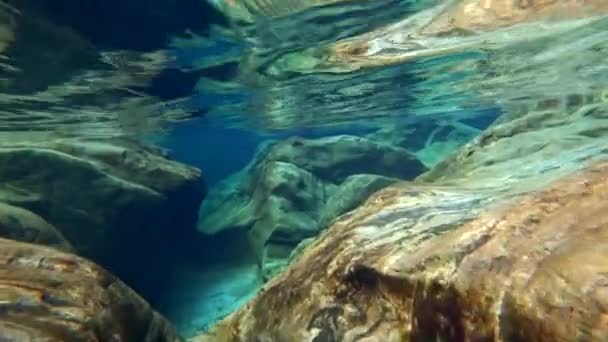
<box><xmin>0</xmin><ymin>237</ymin><xmax>182</xmax><ymax>341</ymax></box>
<box><xmin>0</xmin><ymin>202</ymin><xmax>72</xmax><ymax>252</ymax></box>
<box><xmin>0</xmin><ymin>137</ymin><xmax>206</xmax><ymax>298</ymax></box>
<box><xmin>198</xmin><ymin>135</ymin><xmax>426</xmax><ymax>279</ymax></box>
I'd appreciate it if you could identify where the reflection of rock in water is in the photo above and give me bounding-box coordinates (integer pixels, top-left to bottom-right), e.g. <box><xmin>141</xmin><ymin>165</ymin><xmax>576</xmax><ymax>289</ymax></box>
<box><xmin>0</xmin><ymin>0</ymin><xmax>216</xmax><ymax>138</ymax></box>
<box><xmin>196</xmin><ymin>89</ymin><xmax>608</xmax><ymax>342</ymax></box>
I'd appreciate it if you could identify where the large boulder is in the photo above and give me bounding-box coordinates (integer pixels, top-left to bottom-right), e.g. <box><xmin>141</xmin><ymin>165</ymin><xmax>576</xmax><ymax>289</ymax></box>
<box><xmin>197</xmin><ymin>160</ymin><xmax>608</xmax><ymax>342</ymax></box>
<box><xmin>198</xmin><ymin>135</ymin><xmax>426</xmax><ymax>279</ymax></box>
<box><xmin>0</xmin><ymin>237</ymin><xmax>182</xmax><ymax>341</ymax></box>
<box><xmin>365</xmin><ymin>120</ymin><xmax>480</xmax><ymax>168</ymax></box>
<box><xmin>0</xmin><ymin>138</ymin><xmax>206</xmax><ymax>299</ymax></box>
<box><xmin>194</xmin><ymin>93</ymin><xmax>608</xmax><ymax>340</ymax></box>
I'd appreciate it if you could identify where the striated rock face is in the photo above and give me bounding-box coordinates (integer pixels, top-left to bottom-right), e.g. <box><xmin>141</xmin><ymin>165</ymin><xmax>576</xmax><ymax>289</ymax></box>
<box><xmin>266</xmin><ymin>135</ymin><xmax>425</xmax><ymax>182</ymax></box>
<box><xmin>418</xmin><ymin>95</ymin><xmax>608</xmax><ymax>186</ymax></box>
<box><xmin>195</xmin><ymin>93</ymin><xmax>608</xmax><ymax>340</ymax></box>
<box><xmin>0</xmin><ymin>138</ymin><xmax>204</xmax><ymax>261</ymax></box>
<box><xmin>198</xmin><ymin>135</ymin><xmax>426</xmax><ymax>279</ymax></box>
<box><xmin>0</xmin><ymin>202</ymin><xmax>72</xmax><ymax>252</ymax></box>
<box><xmin>0</xmin><ymin>237</ymin><xmax>182</xmax><ymax>341</ymax></box>
<box><xmin>329</xmin><ymin>0</ymin><xmax>608</xmax><ymax>71</ymax></box>
<box><xmin>366</xmin><ymin>120</ymin><xmax>480</xmax><ymax>168</ymax></box>
<box><xmin>195</xmin><ymin>159</ymin><xmax>608</xmax><ymax>342</ymax></box>
<box><xmin>0</xmin><ymin>138</ymin><xmax>206</xmax><ymax>300</ymax></box>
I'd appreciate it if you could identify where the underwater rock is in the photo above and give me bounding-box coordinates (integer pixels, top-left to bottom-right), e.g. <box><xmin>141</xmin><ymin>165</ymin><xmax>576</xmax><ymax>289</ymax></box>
<box><xmin>195</xmin><ymin>158</ymin><xmax>608</xmax><ymax>342</ymax></box>
<box><xmin>318</xmin><ymin>174</ymin><xmax>398</xmax><ymax>229</ymax></box>
<box><xmin>198</xmin><ymin>135</ymin><xmax>426</xmax><ymax>279</ymax></box>
<box><xmin>418</xmin><ymin>95</ymin><xmax>608</xmax><ymax>185</ymax></box>
<box><xmin>194</xmin><ymin>94</ymin><xmax>608</xmax><ymax>340</ymax></box>
<box><xmin>264</xmin><ymin>135</ymin><xmax>425</xmax><ymax>183</ymax></box>
<box><xmin>0</xmin><ymin>138</ymin><xmax>205</xmax><ymax>288</ymax></box>
<box><xmin>366</xmin><ymin>120</ymin><xmax>480</xmax><ymax>168</ymax></box>
<box><xmin>0</xmin><ymin>237</ymin><xmax>182</xmax><ymax>341</ymax></box>
<box><xmin>0</xmin><ymin>202</ymin><xmax>72</xmax><ymax>252</ymax></box>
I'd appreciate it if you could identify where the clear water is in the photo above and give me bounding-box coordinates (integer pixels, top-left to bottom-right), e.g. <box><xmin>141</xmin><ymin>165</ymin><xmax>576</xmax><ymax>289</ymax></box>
<box><xmin>1</xmin><ymin>0</ymin><xmax>607</xmax><ymax>338</ymax></box>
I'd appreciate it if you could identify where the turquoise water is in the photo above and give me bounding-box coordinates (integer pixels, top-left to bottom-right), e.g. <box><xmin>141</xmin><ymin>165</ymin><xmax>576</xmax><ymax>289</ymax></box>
<box><xmin>1</xmin><ymin>0</ymin><xmax>608</xmax><ymax>339</ymax></box>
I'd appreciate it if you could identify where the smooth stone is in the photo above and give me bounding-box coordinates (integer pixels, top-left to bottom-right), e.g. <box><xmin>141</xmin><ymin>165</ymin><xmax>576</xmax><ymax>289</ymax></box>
<box><xmin>0</xmin><ymin>237</ymin><xmax>182</xmax><ymax>341</ymax></box>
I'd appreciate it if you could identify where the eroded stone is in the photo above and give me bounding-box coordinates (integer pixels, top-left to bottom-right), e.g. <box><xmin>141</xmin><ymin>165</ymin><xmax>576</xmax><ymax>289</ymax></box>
<box><xmin>0</xmin><ymin>237</ymin><xmax>182</xmax><ymax>341</ymax></box>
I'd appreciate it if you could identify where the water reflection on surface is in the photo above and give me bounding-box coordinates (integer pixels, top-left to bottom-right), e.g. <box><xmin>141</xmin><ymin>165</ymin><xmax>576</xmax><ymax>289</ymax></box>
<box><xmin>1</xmin><ymin>0</ymin><xmax>606</xmax><ymax>137</ymax></box>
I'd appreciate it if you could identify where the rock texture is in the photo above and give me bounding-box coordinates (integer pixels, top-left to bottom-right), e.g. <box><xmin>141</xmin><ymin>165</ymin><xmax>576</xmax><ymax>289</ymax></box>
<box><xmin>366</xmin><ymin>120</ymin><xmax>480</xmax><ymax>168</ymax></box>
<box><xmin>419</xmin><ymin>95</ymin><xmax>608</xmax><ymax>186</ymax></box>
<box><xmin>0</xmin><ymin>202</ymin><xmax>72</xmax><ymax>252</ymax></box>
<box><xmin>0</xmin><ymin>137</ymin><xmax>206</xmax><ymax>302</ymax></box>
<box><xmin>194</xmin><ymin>91</ymin><xmax>608</xmax><ymax>340</ymax></box>
<box><xmin>198</xmin><ymin>135</ymin><xmax>426</xmax><ymax>279</ymax></box>
<box><xmin>196</xmin><ymin>160</ymin><xmax>608</xmax><ymax>342</ymax></box>
<box><xmin>329</xmin><ymin>0</ymin><xmax>608</xmax><ymax>71</ymax></box>
<box><xmin>0</xmin><ymin>237</ymin><xmax>182</xmax><ymax>341</ymax></box>
<box><xmin>0</xmin><ymin>138</ymin><xmax>204</xmax><ymax>262</ymax></box>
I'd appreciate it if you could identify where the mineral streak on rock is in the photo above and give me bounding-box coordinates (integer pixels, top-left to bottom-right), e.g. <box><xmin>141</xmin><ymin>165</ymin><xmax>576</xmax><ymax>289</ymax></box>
<box><xmin>328</xmin><ymin>0</ymin><xmax>608</xmax><ymax>70</ymax></box>
<box><xmin>195</xmin><ymin>161</ymin><xmax>608</xmax><ymax>341</ymax></box>
<box><xmin>0</xmin><ymin>237</ymin><xmax>182</xmax><ymax>341</ymax></box>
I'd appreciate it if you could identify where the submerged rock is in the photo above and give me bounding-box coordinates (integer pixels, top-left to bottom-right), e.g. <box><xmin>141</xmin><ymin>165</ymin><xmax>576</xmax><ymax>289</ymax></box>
<box><xmin>195</xmin><ymin>95</ymin><xmax>608</xmax><ymax>340</ymax></box>
<box><xmin>366</xmin><ymin>120</ymin><xmax>480</xmax><ymax>168</ymax></box>
<box><xmin>198</xmin><ymin>135</ymin><xmax>426</xmax><ymax>279</ymax></box>
<box><xmin>418</xmin><ymin>96</ymin><xmax>608</xmax><ymax>185</ymax></box>
<box><xmin>0</xmin><ymin>237</ymin><xmax>182</xmax><ymax>341</ymax></box>
<box><xmin>318</xmin><ymin>174</ymin><xmax>397</xmax><ymax>229</ymax></box>
<box><xmin>0</xmin><ymin>138</ymin><xmax>206</xmax><ymax>298</ymax></box>
<box><xmin>0</xmin><ymin>202</ymin><xmax>72</xmax><ymax>252</ymax></box>
<box><xmin>197</xmin><ymin>160</ymin><xmax>608</xmax><ymax>341</ymax></box>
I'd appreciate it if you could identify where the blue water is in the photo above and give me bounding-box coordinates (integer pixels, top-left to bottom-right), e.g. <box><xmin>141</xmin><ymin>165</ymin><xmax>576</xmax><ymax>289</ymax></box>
<box><xmin>2</xmin><ymin>0</ymin><xmax>605</xmax><ymax>339</ymax></box>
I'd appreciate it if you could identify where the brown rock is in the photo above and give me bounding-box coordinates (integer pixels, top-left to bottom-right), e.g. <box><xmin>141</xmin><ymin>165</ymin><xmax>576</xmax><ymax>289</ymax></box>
<box><xmin>195</xmin><ymin>161</ymin><xmax>608</xmax><ymax>341</ymax></box>
<box><xmin>0</xmin><ymin>237</ymin><xmax>182</xmax><ymax>341</ymax></box>
<box><xmin>421</xmin><ymin>0</ymin><xmax>608</xmax><ymax>34</ymax></box>
<box><xmin>328</xmin><ymin>0</ymin><xmax>608</xmax><ymax>71</ymax></box>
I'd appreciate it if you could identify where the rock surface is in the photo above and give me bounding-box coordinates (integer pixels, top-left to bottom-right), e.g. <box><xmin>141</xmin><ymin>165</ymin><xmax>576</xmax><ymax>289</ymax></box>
<box><xmin>365</xmin><ymin>120</ymin><xmax>480</xmax><ymax>168</ymax></box>
<box><xmin>0</xmin><ymin>137</ymin><xmax>206</xmax><ymax>301</ymax></box>
<box><xmin>0</xmin><ymin>138</ymin><xmax>205</xmax><ymax>262</ymax></box>
<box><xmin>196</xmin><ymin>160</ymin><xmax>608</xmax><ymax>342</ymax></box>
<box><xmin>198</xmin><ymin>135</ymin><xmax>426</xmax><ymax>279</ymax></box>
<box><xmin>194</xmin><ymin>93</ymin><xmax>608</xmax><ymax>340</ymax></box>
<box><xmin>0</xmin><ymin>237</ymin><xmax>182</xmax><ymax>341</ymax></box>
<box><xmin>0</xmin><ymin>202</ymin><xmax>72</xmax><ymax>252</ymax></box>
<box><xmin>329</xmin><ymin>0</ymin><xmax>608</xmax><ymax>71</ymax></box>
